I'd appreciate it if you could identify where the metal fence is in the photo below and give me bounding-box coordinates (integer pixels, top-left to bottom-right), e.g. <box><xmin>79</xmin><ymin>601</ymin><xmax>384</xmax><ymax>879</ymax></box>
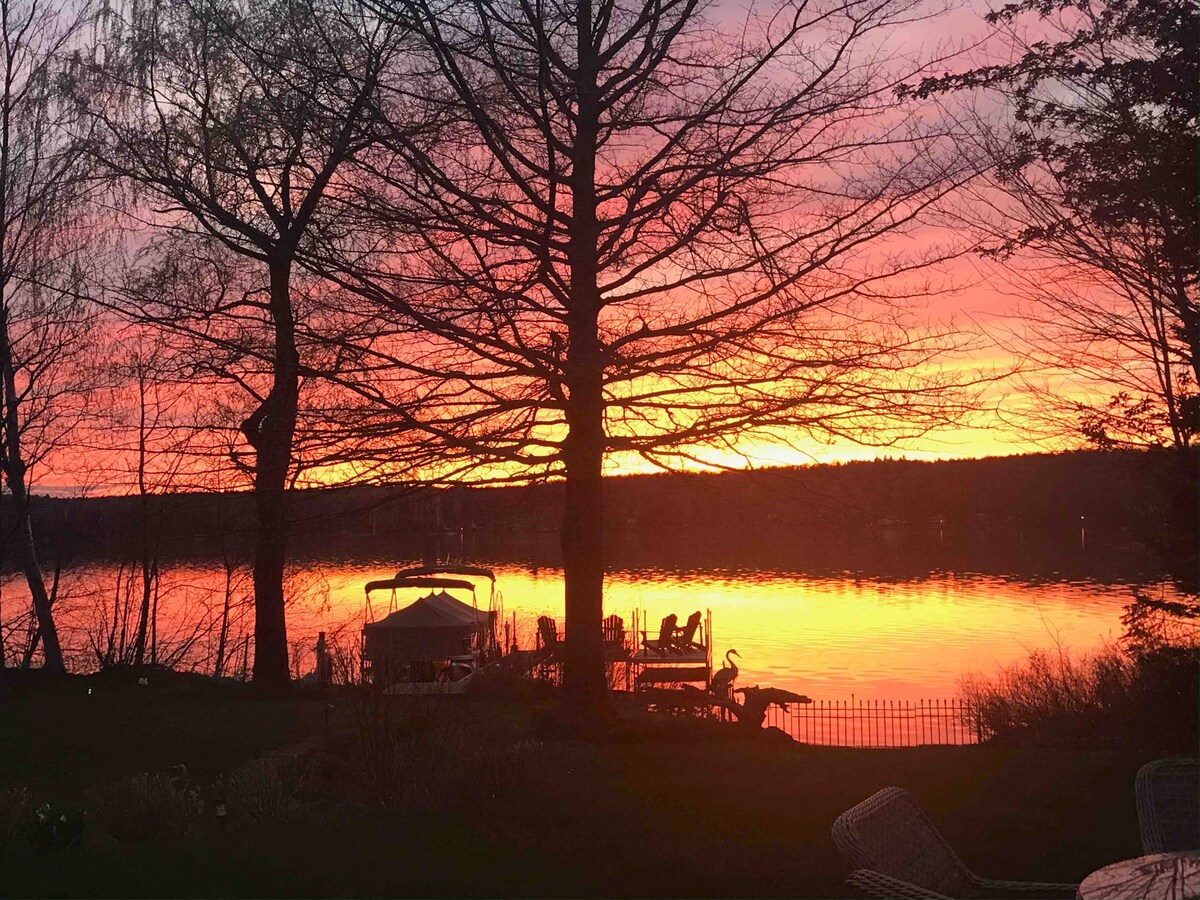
<box><xmin>763</xmin><ymin>698</ymin><xmax>989</xmax><ymax>747</ymax></box>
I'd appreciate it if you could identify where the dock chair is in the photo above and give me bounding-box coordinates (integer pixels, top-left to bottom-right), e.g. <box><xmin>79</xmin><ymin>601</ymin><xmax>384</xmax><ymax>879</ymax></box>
<box><xmin>830</xmin><ymin>787</ymin><xmax>1078</xmax><ymax>899</ymax></box>
<box><xmin>846</xmin><ymin>869</ymin><xmax>950</xmax><ymax>899</ymax></box>
<box><xmin>536</xmin><ymin>615</ymin><xmax>559</xmax><ymax>654</ymax></box>
<box><xmin>672</xmin><ymin>611</ymin><xmax>703</xmax><ymax>652</ymax></box>
<box><xmin>641</xmin><ymin>613</ymin><xmax>677</xmax><ymax>654</ymax></box>
<box><xmin>602</xmin><ymin>614</ymin><xmax>625</xmax><ymax>646</ymax></box>
<box><xmin>1136</xmin><ymin>758</ymin><xmax>1200</xmax><ymax>853</ymax></box>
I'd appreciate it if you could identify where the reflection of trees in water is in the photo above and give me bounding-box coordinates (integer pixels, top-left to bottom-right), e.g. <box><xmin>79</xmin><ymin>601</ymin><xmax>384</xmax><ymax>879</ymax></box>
<box><xmin>1121</xmin><ymin>592</ymin><xmax>1199</xmax><ymax>656</ymax></box>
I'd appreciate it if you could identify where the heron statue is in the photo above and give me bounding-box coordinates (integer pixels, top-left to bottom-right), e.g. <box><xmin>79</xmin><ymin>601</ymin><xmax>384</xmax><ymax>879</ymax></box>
<box><xmin>710</xmin><ymin>648</ymin><xmax>741</xmax><ymax>697</ymax></box>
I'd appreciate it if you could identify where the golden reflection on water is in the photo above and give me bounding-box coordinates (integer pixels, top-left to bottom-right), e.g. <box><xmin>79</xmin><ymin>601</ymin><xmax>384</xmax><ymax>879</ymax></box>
<box><xmin>4</xmin><ymin>561</ymin><xmax>1149</xmax><ymax>700</ymax></box>
<box><xmin>322</xmin><ymin>563</ymin><xmax>1137</xmax><ymax>700</ymax></box>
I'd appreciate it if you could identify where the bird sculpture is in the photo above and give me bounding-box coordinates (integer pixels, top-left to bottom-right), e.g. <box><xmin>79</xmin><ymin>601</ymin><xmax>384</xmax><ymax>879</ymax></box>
<box><xmin>710</xmin><ymin>649</ymin><xmax>741</xmax><ymax>697</ymax></box>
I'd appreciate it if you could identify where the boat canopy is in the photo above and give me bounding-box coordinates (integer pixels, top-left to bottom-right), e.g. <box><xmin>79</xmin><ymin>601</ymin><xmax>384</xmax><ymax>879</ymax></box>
<box><xmin>365</xmin><ymin>565</ymin><xmax>496</xmax><ymax>596</ymax></box>
<box><xmin>364</xmin><ymin>576</ymin><xmax>479</xmax><ymax>594</ymax></box>
<box><xmin>391</xmin><ymin>565</ymin><xmax>495</xmax><ymax>583</ymax></box>
<box><xmin>364</xmin><ymin>590</ymin><xmax>494</xmax><ymax>630</ymax></box>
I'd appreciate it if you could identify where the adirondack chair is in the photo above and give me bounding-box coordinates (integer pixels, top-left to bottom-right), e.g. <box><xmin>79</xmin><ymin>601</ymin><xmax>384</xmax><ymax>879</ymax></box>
<box><xmin>536</xmin><ymin>615</ymin><xmax>559</xmax><ymax>654</ymax></box>
<box><xmin>602</xmin><ymin>614</ymin><xmax>625</xmax><ymax>646</ymax></box>
<box><xmin>641</xmin><ymin>613</ymin><xmax>678</xmax><ymax>653</ymax></box>
<box><xmin>672</xmin><ymin>611</ymin><xmax>703</xmax><ymax>652</ymax></box>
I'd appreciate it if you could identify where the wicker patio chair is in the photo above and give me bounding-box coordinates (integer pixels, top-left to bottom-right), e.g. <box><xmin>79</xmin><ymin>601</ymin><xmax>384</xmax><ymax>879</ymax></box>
<box><xmin>831</xmin><ymin>787</ymin><xmax>1078</xmax><ymax>899</ymax></box>
<box><xmin>1135</xmin><ymin>758</ymin><xmax>1200</xmax><ymax>853</ymax></box>
<box><xmin>846</xmin><ymin>869</ymin><xmax>951</xmax><ymax>899</ymax></box>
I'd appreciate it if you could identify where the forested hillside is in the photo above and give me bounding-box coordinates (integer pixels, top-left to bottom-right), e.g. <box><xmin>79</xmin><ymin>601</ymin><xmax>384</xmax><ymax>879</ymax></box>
<box><xmin>6</xmin><ymin>451</ymin><xmax>1193</xmax><ymax>580</ymax></box>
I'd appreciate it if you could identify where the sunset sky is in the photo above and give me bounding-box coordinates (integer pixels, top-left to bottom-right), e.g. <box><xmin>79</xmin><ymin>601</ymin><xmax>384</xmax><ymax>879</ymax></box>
<box><xmin>33</xmin><ymin>228</ymin><xmax>1099</xmax><ymax>496</ymax></box>
<box><xmin>23</xmin><ymin>0</ymin><xmax>1129</xmax><ymax>496</ymax></box>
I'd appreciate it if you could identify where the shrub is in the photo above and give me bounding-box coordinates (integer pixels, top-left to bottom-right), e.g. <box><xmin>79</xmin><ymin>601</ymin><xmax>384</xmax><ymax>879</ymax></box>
<box><xmin>963</xmin><ymin>642</ymin><xmax>1199</xmax><ymax>751</ymax></box>
<box><xmin>85</xmin><ymin>773</ymin><xmax>202</xmax><ymax>843</ymax></box>
<box><xmin>0</xmin><ymin>786</ymin><xmax>31</xmax><ymax>856</ymax></box>
<box><xmin>458</xmin><ymin>738</ymin><xmax>547</xmax><ymax>804</ymax></box>
<box><xmin>344</xmin><ymin>690</ymin><xmax>437</xmax><ymax>808</ymax></box>
<box><xmin>468</xmin><ymin>667</ymin><xmax>555</xmax><ymax>703</ymax></box>
<box><xmin>1130</xmin><ymin>645</ymin><xmax>1200</xmax><ymax>750</ymax></box>
<box><xmin>217</xmin><ymin>757</ymin><xmax>308</xmax><ymax>824</ymax></box>
<box><xmin>406</xmin><ymin>712</ymin><xmax>548</xmax><ymax>810</ymax></box>
<box><xmin>27</xmin><ymin>802</ymin><xmax>85</xmax><ymax>854</ymax></box>
<box><xmin>333</xmin><ymin>687</ymin><xmax>551</xmax><ymax>811</ymax></box>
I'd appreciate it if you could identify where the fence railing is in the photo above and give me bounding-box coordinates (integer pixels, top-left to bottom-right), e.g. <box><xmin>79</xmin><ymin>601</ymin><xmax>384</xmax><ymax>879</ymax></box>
<box><xmin>763</xmin><ymin>698</ymin><xmax>989</xmax><ymax>747</ymax></box>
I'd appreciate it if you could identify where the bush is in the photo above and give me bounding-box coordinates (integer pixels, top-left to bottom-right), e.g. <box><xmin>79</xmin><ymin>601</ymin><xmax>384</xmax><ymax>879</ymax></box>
<box><xmin>27</xmin><ymin>802</ymin><xmax>85</xmax><ymax>854</ymax></box>
<box><xmin>456</xmin><ymin>738</ymin><xmax>547</xmax><ymax>804</ymax></box>
<box><xmin>1130</xmin><ymin>645</ymin><xmax>1200</xmax><ymax>750</ymax></box>
<box><xmin>0</xmin><ymin>786</ymin><xmax>31</xmax><ymax>857</ymax></box>
<box><xmin>328</xmin><ymin>687</ymin><xmax>552</xmax><ymax>811</ymax></box>
<box><xmin>344</xmin><ymin>690</ymin><xmax>437</xmax><ymax>808</ymax></box>
<box><xmin>963</xmin><ymin>642</ymin><xmax>1199</xmax><ymax>751</ymax></box>
<box><xmin>217</xmin><ymin>757</ymin><xmax>308</xmax><ymax>824</ymax></box>
<box><xmin>407</xmin><ymin>716</ymin><xmax>548</xmax><ymax>810</ymax></box>
<box><xmin>467</xmin><ymin>667</ymin><xmax>555</xmax><ymax>703</ymax></box>
<box><xmin>84</xmin><ymin>773</ymin><xmax>202</xmax><ymax>843</ymax></box>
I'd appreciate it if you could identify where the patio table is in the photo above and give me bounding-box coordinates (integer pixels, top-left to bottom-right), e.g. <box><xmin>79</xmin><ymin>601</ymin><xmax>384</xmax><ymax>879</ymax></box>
<box><xmin>1077</xmin><ymin>851</ymin><xmax>1199</xmax><ymax>900</ymax></box>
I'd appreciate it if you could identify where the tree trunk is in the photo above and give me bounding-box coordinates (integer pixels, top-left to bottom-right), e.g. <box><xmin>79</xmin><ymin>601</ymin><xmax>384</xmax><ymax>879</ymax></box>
<box><xmin>559</xmin><ymin>8</ymin><xmax>608</xmax><ymax>707</ymax></box>
<box><xmin>133</xmin><ymin>373</ymin><xmax>152</xmax><ymax>666</ymax></box>
<box><xmin>560</xmin><ymin>372</ymin><xmax>607</xmax><ymax>705</ymax></box>
<box><xmin>6</xmin><ymin>506</ymin><xmax>64</xmax><ymax>671</ymax></box>
<box><xmin>250</xmin><ymin>458</ymin><xmax>290</xmax><ymax>692</ymax></box>
<box><xmin>245</xmin><ymin>256</ymin><xmax>299</xmax><ymax>691</ymax></box>
<box><xmin>0</xmin><ymin>304</ymin><xmax>64</xmax><ymax>672</ymax></box>
<box><xmin>214</xmin><ymin>562</ymin><xmax>233</xmax><ymax>678</ymax></box>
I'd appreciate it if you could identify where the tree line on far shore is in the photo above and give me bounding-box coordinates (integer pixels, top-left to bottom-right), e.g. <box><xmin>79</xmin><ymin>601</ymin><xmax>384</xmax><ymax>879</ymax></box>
<box><xmin>6</xmin><ymin>448</ymin><xmax>1193</xmax><ymax>574</ymax></box>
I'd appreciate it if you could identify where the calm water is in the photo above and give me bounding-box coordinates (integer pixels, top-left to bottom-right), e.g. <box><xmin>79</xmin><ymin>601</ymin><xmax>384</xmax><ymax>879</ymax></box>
<box><xmin>2</xmin><ymin>556</ymin><xmax>1174</xmax><ymax>700</ymax></box>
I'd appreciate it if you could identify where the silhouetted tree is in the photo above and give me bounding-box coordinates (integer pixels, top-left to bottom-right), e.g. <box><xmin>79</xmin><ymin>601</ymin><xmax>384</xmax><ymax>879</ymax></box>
<box><xmin>325</xmin><ymin>0</ymin><xmax>981</xmax><ymax>706</ymax></box>
<box><xmin>908</xmin><ymin>0</ymin><xmax>1198</xmax><ymax>451</ymax></box>
<box><xmin>74</xmin><ymin>0</ymin><xmax>399</xmax><ymax>688</ymax></box>
<box><xmin>0</xmin><ymin>0</ymin><xmax>95</xmax><ymax>672</ymax></box>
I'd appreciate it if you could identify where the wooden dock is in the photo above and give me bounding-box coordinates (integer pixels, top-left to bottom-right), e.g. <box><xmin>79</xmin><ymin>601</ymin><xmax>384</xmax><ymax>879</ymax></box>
<box><xmin>628</xmin><ymin>608</ymin><xmax>713</xmax><ymax>690</ymax></box>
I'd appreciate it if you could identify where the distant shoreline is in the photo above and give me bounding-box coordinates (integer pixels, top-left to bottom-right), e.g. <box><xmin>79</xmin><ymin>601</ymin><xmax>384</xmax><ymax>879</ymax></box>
<box><xmin>3</xmin><ymin>448</ymin><xmax>1194</xmax><ymax>588</ymax></box>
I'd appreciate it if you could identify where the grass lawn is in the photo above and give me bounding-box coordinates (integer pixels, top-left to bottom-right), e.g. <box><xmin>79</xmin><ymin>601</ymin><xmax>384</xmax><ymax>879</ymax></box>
<box><xmin>0</xmin><ymin>671</ymin><xmax>1150</xmax><ymax>898</ymax></box>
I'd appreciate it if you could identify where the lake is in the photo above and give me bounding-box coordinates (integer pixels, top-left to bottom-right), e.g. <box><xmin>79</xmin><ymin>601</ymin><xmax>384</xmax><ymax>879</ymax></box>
<box><xmin>2</xmin><ymin>548</ymin><xmax>1178</xmax><ymax>700</ymax></box>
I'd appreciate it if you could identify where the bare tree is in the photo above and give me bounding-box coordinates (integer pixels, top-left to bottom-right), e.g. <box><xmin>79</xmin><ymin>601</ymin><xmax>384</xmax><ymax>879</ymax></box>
<box><xmin>82</xmin><ymin>327</ymin><xmax>202</xmax><ymax>666</ymax></box>
<box><xmin>73</xmin><ymin>0</ymin><xmax>401</xmax><ymax>688</ymax></box>
<box><xmin>318</xmin><ymin>0</ymin><xmax>981</xmax><ymax>706</ymax></box>
<box><xmin>908</xmin><ymin>0</ymin><xmax>1198</xmax><ymax>452</ymax></box>
<box><xmin>0</xmin><ymin>0</ymin><xmax>95</xmax><ymax>672</ymax></box>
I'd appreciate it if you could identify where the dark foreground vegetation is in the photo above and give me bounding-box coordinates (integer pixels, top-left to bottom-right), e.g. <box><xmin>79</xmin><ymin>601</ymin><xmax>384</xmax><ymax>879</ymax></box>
<box><xmin>963</xmin><ymin>592</ymin><xmax>1200</xmax><ymax>752</ymax></box>
<box><xmin>0</xmin><ymin>670</ymin><xmax>1169</xmax><ymax>899</ymax></box>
